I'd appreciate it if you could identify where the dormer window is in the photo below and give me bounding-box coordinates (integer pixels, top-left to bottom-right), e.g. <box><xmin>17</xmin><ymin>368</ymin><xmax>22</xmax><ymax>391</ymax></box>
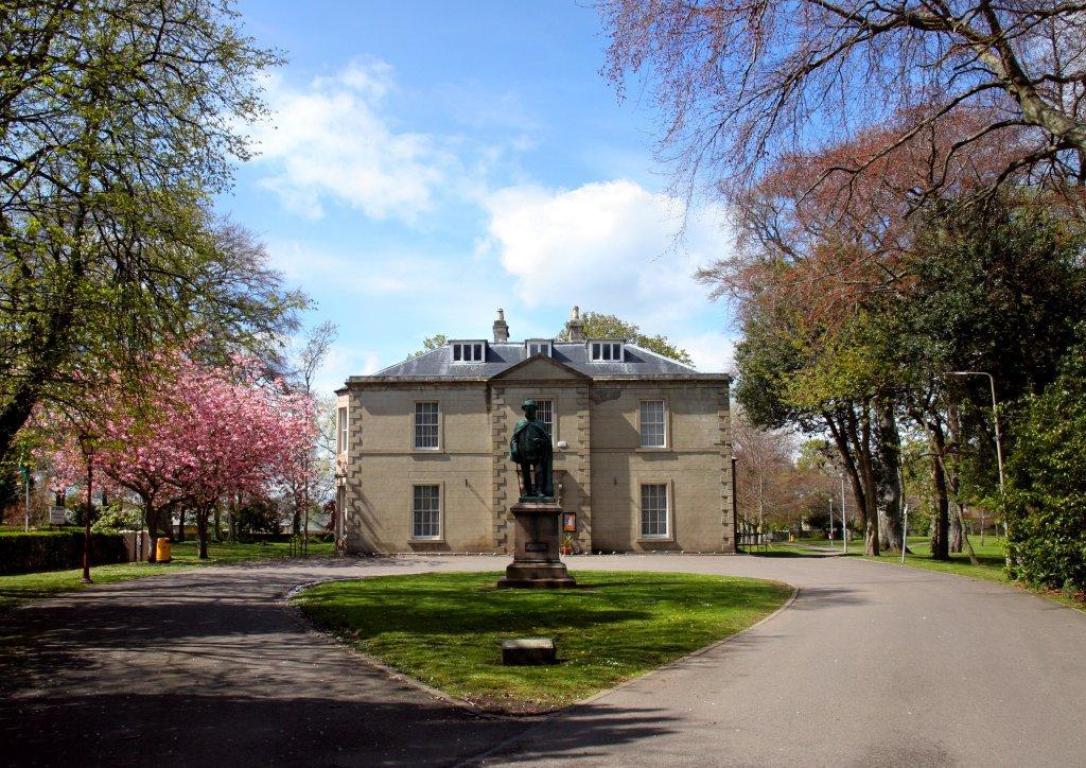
<box><xmin>589</xmin><ymin>341</ymin><xmax>624</xmax><ymax>362</ymax></box>
<box><xmin>525</xmin><ymin>339</ymin><xmax>553</xmax><ymax>358</ymax></box>
<box><xmin>451</xmin><ymin>341</ymin><xmax>486</xmax><ymax>363</ymax></box>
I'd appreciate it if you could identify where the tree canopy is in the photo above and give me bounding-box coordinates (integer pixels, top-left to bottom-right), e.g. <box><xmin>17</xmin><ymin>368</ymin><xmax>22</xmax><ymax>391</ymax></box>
<box><xmin>0</xmin><ymin>0</ymin><xmax>302</xmax><ymax>463</ymax></box>
<box><xmin>600</xmin><ymin>1</ymin><xmax>1086</xmax><ymax>200</ymax></box>
<box><xmin>409</xmin><ymin>334</ymin><xmax>448</xmax><ymax>359</ymax></box>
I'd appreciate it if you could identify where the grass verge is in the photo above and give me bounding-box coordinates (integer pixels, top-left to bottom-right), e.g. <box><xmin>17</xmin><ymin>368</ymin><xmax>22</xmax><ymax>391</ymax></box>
<box><xmin>293</xmin><ymin>570</ymin><xmax>792</xmax><ymax>714</ymax></box>
<box><xmin>765</xmin><ymin>538</ymin><xmax>1084</xmax><ymax>611</ymax></box>
<box><xmin>0</xmin><ymin>539</ymin><xmax>334</xmax><ymax>610</ymax></box>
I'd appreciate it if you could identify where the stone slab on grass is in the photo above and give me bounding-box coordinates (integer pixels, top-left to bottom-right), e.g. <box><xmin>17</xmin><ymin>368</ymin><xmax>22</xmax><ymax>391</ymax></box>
<box><xmin>501</xmin><ymin>637</ymin><xmax>556</xmax><ymax>666</ymax></box>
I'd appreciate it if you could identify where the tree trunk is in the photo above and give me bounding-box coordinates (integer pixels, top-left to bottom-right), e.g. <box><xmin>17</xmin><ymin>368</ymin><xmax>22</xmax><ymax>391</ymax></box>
<box><xmin>229</xmin><ymin>494</ymin><xmax>239</xmax><ymax>543</ymax></box>
<box><xmin>176</xmin><ymin>507</ymin><xmax>186</xmax><ymax>542</ymax></box>
<box><xmin>950</xmin><ymin>505</ymin><xmax>963</xmax><ymax>553</ymax></box>
<box><xmin>197</xmin><ymin>507</ymin><xmax>210</xmax><ymax>560</ymax></box>
<box><xmin>145</xmin><ymin>503</ymin><xmax>159</xmax><ymax>563</ymax></box>
<box><xmin>824</xmin><ymin>406</ymin><xmax>876</xmax><ymax>553</ymax></box>
<box><xmin>0</xmin><ymin>377</ymin><xmax>52</xmax><ymax>466</ymax></box>
<box><xmin>876</xmin><ymin>402</ymin><xmax>903</xmax><ymax>552</ymax></box>
<box><xmin>854</xmin><ymin>406</ymin><xmax>880</xmax><ymax>557</ymax></box>
<box><xmin>947</xmin><ymin>405</ymin><xmax>964</xmax><ymax>554</ymax></box>
<box><xmin>82</xmin><ymin>451</ymin><xmax>94</xmax><ymax>584</ymax></box>
<box><xmin>213</xmin><ymin>504</ymin><xmax>221</xmax><ymax>543</ymax></box>
<box><xmin>930</xmin><ymin>450</ymin><xmax>950</xmax><ymax>561</ymax></box>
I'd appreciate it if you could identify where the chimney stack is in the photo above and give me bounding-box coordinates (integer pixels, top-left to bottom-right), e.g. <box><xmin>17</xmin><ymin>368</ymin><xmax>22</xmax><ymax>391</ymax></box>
<box><xmin>492</xmin><ymin>308</ymin><xmax>510</xmax><ymax>343</ymax></box>
<box><xmin>566</xmin><ymin>305</ymin><xmax>585</xmax><ymax>342</ymax></box>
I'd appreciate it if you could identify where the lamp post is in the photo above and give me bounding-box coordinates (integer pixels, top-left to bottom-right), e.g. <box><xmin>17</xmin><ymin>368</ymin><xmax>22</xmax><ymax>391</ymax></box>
<box><xmin>77</xmin><ymin>434</ymin><xmax>94</xmax><ymax>584</ymax></box>
<box><xmin>948</xmin><ymin>371</ymin><xmax>1008</xmax><ymax>562</ymax></box>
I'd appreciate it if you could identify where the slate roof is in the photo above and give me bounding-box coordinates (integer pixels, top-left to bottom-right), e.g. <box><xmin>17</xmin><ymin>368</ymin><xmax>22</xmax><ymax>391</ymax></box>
<box><xmin>346</xmin><ymin>342</ymin><xmax>730</xmax><ymax>385</ymax></box>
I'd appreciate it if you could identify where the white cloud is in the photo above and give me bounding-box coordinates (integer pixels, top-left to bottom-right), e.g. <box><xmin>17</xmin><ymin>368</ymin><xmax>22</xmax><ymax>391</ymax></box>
<box><xmin>249</xmin><ymin>61</ymin><xmax>447</xmax><ymax>221</ymax></box>
<box><xmin>264</xmin><ymin>239</ymin><xmax>459</xmax><ymax>297</ymax></box>
<box><xmin>312</xmin><ymin>343</ymin><xmax>382</xmax><ymax>397</ymax></box>
<box><xmin>480</xmin><ymin>179</ymin><xmax>735</xmax><ymax>343</ymax></box>
<box><xmin>673</xmin><ymin>331</ymin><xmax>739</xmax><ymax>375</ymax></box>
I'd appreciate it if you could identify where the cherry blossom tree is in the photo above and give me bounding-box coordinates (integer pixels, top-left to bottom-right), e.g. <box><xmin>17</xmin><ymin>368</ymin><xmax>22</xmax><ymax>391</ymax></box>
<box><xmin>42</xmin><ymin>349</ymin><xmax>315</xmax><ymax>561</ymax></box>
<box><xmin>158</xmin><ymin>356</ymin><xmax>315</xmax><ymax>559</ymax></box>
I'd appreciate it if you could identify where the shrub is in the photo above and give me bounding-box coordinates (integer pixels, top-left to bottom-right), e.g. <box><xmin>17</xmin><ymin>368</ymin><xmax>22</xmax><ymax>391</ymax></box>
<box><xmin>0</xmin><ymin>529</ymin><xmax>129</xmax><ymax>575</ymax></box>
<box><xmin>235</xmin><ymin>498</ymin><xmax>282</xmax><ymax>539</ymax></box>
<box><xmin>1006</xmin><ymin>341</ymin><xmax>1086</xmax><ymax>594</ymax></box>
<box><xmin>91</xmin><ymin>505</ymin><xmax>142</xmax><ymax>533</ymax></box>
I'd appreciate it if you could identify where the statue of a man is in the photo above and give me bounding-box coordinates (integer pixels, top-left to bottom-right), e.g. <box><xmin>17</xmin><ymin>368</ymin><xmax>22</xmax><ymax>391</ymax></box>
<box><xmin>510</xmin><ymin>399</ymin><xmax>553</xmax><ymax>499</ymax></box>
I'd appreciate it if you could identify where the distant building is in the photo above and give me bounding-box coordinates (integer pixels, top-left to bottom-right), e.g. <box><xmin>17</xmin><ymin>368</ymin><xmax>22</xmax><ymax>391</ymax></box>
<box><xmin>334</xmin><ymin>308</ymin><xmax>736</xmax><ymax>554</ymax></box>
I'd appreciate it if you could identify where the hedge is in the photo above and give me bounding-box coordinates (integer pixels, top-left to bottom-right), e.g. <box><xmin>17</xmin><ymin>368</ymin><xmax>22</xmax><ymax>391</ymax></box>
<box><xmin>0</xmin><ymin>529</ymin><xmax>130</xmax><ymax>575</ymax></box>
<box><xmin>1006</xmin><ymin>343</ymin><xmax>1086</xmax><ymax>596</ymax></box>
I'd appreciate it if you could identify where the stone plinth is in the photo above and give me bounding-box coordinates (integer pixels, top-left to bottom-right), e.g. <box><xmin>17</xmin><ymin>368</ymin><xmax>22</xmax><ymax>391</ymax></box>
<box><xmin>497</xmin><ymin>500</ymin><xmax>576</xmax><ymax>588</ymax></box>
<box><xmin>501</xmin><ymin>638</ymin><xmax>557</xmax><ymax>665</ymax></box>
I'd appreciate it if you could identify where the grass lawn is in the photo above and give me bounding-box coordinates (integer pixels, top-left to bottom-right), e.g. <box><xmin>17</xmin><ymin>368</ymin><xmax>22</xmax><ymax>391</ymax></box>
<box><xmin>0</xmin><ymin>539</ymin><xmax>334</xmax><ymax>610</ymax></box>
<box><xmin>777</xmin><ymin>536</ymin><xmax>1008</xmax><ymax>582</ymax></box>
<box><xmin>293</xmin><ymin>570</ymin><xmax>792</xmax><ymax>714</ymax></box>
<box><xmin>763</xmin><ymin>537</ymin><xmax>1085</xmax><ymax>611</ymax></box>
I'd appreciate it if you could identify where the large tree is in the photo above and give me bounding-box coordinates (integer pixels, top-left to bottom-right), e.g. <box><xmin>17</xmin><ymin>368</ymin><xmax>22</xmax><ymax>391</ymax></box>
<box><xmin>600</xmin><ymin>1</ymin><xmax>1086</xmax><ymax>199</ymax></box>
<box><xmin>0</xmin><ymin>1</ymin><xmax>303</xmax><ymax>463</ymax></box>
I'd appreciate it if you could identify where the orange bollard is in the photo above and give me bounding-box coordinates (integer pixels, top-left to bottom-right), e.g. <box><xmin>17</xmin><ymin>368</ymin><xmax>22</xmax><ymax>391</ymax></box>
<box><xmin>155</xmin><ymin>537</ymin><xmax>172</xmax><ymax>563</ymax></box>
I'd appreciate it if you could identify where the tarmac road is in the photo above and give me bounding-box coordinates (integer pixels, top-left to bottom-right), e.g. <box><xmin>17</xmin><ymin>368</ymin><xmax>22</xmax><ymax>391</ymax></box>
<box><xmin>1</xmin><ymin>553</ymin><xmax>1083</xmax><ymax>768</ymax></box>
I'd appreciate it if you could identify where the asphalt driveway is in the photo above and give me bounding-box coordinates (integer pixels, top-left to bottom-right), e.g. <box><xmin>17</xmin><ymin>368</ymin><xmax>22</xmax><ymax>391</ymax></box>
<box><xmin>1</xmin><ymin>554</ymin><xmax>1083</xmax><ymax>767</ymax></box>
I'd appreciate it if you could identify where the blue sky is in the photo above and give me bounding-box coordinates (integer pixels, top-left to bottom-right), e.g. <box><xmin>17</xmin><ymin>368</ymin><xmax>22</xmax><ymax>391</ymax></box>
<box><xmin>222</xmin><ymin>0</ymin><xmax>738</xmax><ymax>394</ymax></box>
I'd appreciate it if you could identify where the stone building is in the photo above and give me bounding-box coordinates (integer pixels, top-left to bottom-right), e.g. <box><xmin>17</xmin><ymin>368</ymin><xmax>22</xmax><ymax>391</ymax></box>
<box><xmin>333</xmin><ymin>308</ymin><xmax>736</xmax><ymax>554</ymax></box>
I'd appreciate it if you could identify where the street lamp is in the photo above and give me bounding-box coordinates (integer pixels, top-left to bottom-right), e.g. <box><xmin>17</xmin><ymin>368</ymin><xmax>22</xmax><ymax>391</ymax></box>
<box><xmin>947</xmin><ymin>371</ymin><xmax>1008</xmax><ymax>559</ymax></box>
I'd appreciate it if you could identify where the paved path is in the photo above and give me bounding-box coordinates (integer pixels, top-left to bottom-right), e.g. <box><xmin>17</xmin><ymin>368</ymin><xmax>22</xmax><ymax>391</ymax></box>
<box><xmin>1</xmin><ymin>554</ymin><xmax>1084</xmax><ymax>768</ymax></box>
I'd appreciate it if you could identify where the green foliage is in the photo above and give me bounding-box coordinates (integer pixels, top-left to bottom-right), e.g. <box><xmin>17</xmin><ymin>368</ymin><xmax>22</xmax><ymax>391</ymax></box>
<box><xmin>1006</xmin><ymin>340</ymin><xmax>1086</xmax><ymax>594</ymax></box>
<box><xmin>0</xmin><ymin>529</ymin><xmax>128</xmax><ymax>575</ymax></box>
<box><xmin>409</xmin><ymin>334</ymin><xmax>448</xmax><ymax>358</ymax></box>
<box><xmin>0</xmin><ymin>1</ymin><xmax>303</xmax><ymax>461</ymax></box>
<box><xmin>235</xmin><ymin>498</ymin><xmax>282</xmax><ymax>538</ymax></box>
<box><xmin>733</xmin><ymin>309</ymin><xmax>813</xmax><ymax>429</ymax></box>
<box><xmin>556</xmin><ymin>312</ymin><xmax>694</xmax><ymax>365</ymax></box>
<box><xmin>90</xmin><ymin>505</ymin><xmax>142</xmax><ymax>533</ymax></box>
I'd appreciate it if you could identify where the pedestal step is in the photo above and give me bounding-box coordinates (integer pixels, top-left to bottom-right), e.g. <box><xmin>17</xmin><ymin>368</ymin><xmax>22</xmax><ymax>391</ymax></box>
<box><xmin>498</xmin><ymin>561</ymin><xmax>576</xmax><ymax>589</ymax></box>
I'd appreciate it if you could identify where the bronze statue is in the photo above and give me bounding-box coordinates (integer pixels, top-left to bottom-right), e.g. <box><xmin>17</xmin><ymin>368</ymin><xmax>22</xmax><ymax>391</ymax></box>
<box><xmin>510</xmin><ymin>399</ymin><xmax>553</xmax><ymax>499</ymax></box>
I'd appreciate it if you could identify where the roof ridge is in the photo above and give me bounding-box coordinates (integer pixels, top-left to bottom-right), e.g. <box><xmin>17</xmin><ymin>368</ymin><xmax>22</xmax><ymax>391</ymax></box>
<box><xmin>371</xmin><ymin>346</ymin><xmax>444</xmax><ymax>376</ymax></box>
<box><xmin>623</xmin><ymin>342</ymin><xmax>700</xmax><ymax>371</ymax></box>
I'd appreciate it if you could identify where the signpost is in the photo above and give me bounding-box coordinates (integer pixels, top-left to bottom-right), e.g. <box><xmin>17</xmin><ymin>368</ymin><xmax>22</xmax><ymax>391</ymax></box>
<box><xmin>20</xmin><ymin>462</ymin><xmax>30</xmax><ymax>531</ymax></box>
<box><xmin>841</xmin><ymin>475</ymin><xmax>847</xmax><ymax>554</ymax></box>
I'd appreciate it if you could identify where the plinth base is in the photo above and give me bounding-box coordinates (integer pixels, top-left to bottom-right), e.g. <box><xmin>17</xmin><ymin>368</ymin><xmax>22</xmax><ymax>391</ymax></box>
<box><xmin>498</xmin><ymin>561</ymin><xmax>576</xmax><ymax>589</ymax></box>
<box><xmin>498</xmin><ymin>500</ymin><xmax>577</xmax><ymax>589</ymax></box>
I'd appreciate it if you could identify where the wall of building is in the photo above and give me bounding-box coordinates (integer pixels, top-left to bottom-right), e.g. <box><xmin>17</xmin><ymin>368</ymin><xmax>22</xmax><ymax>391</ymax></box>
<box><xmin>589</xmin><ymin>382</ymin><xmax>734</xmax><ymax>553</ymax></box>
<box><xmin>342</xmin><ymin>383</ymin><xmax>497</xmax><ymax>553</ymax></box>
<box><xmin>340</xmin><ymin>376</ymin><xmax>733</xmax><ymax>555</ymax></box>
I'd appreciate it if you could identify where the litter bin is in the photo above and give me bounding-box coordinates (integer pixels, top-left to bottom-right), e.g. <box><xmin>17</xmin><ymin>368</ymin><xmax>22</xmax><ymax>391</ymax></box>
<box><xmin>155</xmin><ymin>537</ymin><xmax>172</xmax><ymax>563</ymax></box>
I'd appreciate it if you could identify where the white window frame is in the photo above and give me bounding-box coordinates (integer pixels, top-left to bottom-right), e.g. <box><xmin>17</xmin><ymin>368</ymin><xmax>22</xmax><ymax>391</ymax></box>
<box><xmin>451</xmin><ymin>341</ymin><xmax>486</xmax><ymax>363</ymax></box>
<box><xmin>526</xmin><ymin>339</ymin><xmax>553</xmax><ymax>357</ymax></box>
<box><xmin>337</xmin><ymin>406</ymin><xmax>348</xmax><ymax>453</ymax></box>
<box><xmin>639</xmin><ymin>482</ymin><xmax>671</xmax><ymax>540</ymax></box>
<box><xmin>411</xmin><ymin>483</ymin><xmax>443</xmax><ymax>541</ymax></box>
<box><xmin>638</xmin><ymin>399</ymin><xmax>668</xmax><ymax>449</ymax></box>
<box><xmin>414</xmin><ymin>401</ymin><xmax>440</xmax><ymax>450</ymax></box>
<box><xmin>589</xmin><ymin>341</ymin><xmax>624</xmax><ymax>362</ymax></box>
<box><xmin>534</xmin><ymin>398</ymin><xmax>556</xmax><ymax>442</ymax></box>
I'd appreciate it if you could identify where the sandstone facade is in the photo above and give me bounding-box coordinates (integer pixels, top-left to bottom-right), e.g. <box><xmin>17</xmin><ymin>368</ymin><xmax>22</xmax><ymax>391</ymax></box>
<box><xmin>334</xmin><ymin>312</ymin><xmax>735</xmax><ymax>554</ymax></box>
